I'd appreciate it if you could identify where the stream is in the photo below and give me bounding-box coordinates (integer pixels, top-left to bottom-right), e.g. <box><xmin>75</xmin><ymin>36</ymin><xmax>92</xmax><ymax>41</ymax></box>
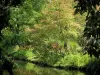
<box><xmin>3</xmin><ymin>61</ymin><xmax>87</xmax><ymax>75</ymax></box>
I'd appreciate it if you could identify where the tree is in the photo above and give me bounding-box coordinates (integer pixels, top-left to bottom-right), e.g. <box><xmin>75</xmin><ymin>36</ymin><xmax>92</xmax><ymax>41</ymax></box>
<box><xmin>0</xmin><ymin>0</ymin><xmax>24</xmax><ymax>74</ymax></box>
<box><xmin>74</xmin><ymin>0</ymin><xmax>100</xmax><ymax>58</ymax></box>
<box><xmin>0</xmin><ymin>0</ymin><xmax>48</xmax><ymax>56</ymax></box>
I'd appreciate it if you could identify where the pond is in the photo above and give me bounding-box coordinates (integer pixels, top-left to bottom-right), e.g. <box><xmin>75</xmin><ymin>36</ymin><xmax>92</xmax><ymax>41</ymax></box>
<box><xmin>3</xmin><ymin>61</ymin><xmax>86</xmax><ymax>75</ymax></box>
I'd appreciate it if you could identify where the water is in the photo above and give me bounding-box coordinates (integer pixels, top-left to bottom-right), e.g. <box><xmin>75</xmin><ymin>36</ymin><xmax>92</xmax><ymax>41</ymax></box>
<box><xmin>3</xmin><ymin>61</ymin><xmax>86</xmax><ymax>75</ymax></box>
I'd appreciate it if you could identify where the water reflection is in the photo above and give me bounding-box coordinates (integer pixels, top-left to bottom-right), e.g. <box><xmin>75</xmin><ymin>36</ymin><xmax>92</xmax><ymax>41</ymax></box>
<box><xmin>3</xmin><ymin>61</ymin><xmax>86</xmax><ymax>75</ymax></box>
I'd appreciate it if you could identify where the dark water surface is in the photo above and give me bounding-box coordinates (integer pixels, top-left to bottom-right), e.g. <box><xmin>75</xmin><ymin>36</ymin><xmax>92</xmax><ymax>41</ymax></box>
<box><xmin>3</xmin><ymin>61</ymin><xmax>86</xmax><ymax>75</ymax></box>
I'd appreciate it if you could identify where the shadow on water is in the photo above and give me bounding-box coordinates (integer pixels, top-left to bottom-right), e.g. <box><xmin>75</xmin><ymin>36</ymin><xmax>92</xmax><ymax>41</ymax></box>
<box><xmin>2</xmin><ymin>61</ymin><xmax>86</xmax><ymax>75</ymax></box>
<box><xmin>0</xmin><ymin>58</ymin><xmax>14</xmax><ymax>75</ymax></box>
<box><xmin>83</xmin><ymin>59</ymin><xmax>100</xmax><ymax>75</ymax></box>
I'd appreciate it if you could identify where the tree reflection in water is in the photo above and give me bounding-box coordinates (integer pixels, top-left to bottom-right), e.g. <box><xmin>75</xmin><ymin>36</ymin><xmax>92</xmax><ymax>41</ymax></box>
<box><xmin>3</xmin><ymin>61</ymin><xmax>86</xmax><ymax>75</ymax></box>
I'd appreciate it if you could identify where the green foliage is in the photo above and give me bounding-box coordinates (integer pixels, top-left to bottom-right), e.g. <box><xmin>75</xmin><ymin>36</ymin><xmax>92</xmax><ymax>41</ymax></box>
<box><xmin>0</xmin><ymin>0</ymin><xmax>93</xmax><ymax>70</ymax></box>
<box><xmin>9</xmin><ymin>1</ymin><xmax>42</xmax><ymax>26</ymax></box>
<box><xmin>0</xmin><ymin>0</ymin><xmax>48</xmax><ymax>55</ymax></box>
<box><xmin>31</xmin><ymin>0</ymin><xmax>48</xmax><ymax>12</ymax></box>
<box><xmin>55</xmin><ymin>53</ymin><xmax>90</xmax><ymax>67</ymax></box>
<box><xmin>38</xmin><ymin>51</ymin><xmax>64</xmax><ymax>65</ymax></box>
<box><xmin>3</xmin><ymin>0</ymin><xmax>86</xmax><ymax>67</ymax></box>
